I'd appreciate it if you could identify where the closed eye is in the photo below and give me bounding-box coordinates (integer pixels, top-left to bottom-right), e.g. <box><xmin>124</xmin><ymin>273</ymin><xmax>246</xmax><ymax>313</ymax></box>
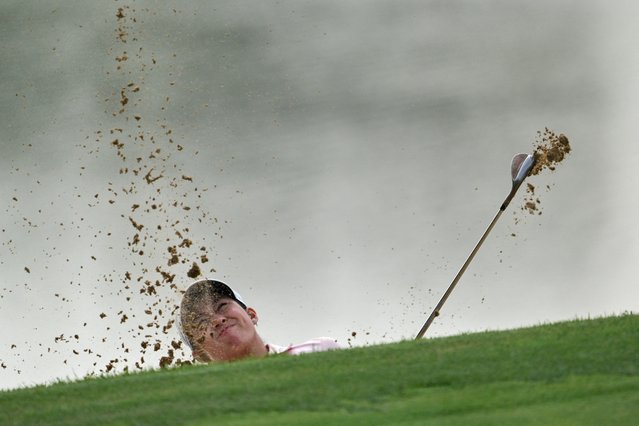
<box><xmin>214</xmin><ymin>302</ymin><xmax>228</xmax><ymax>314</ymax></box>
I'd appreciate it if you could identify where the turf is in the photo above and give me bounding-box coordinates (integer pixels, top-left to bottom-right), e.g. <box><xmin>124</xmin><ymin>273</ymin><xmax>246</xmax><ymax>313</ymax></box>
<box><xmin>1</xmin><ymin>314</ymin><xmax>637</xmax><ymax>425</ymax></box>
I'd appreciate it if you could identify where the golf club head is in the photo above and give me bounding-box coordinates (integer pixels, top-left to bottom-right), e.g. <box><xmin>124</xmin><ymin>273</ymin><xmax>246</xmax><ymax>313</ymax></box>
<box><xmin>511</xmin><ymin>153</ymin><xmax>535</xmax><ymax>186</ymax></box>
<box><xmin>501</xmin><ymin>153</ymin><xmax>535</xmax><ymax>210</ymax></box>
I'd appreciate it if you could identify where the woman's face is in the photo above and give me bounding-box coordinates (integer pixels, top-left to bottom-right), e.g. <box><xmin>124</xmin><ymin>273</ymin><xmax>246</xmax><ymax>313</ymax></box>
<box><xmin>187</xmin><ymin>297</ymin><xmax>259</xmax><ymax>362</ymax></box>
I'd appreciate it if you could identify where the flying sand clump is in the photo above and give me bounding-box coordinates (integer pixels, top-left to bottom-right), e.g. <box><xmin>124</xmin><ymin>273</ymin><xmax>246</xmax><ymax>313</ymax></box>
<box><xmin>530</xmin><ymin>129</ymin><xmax>571</xmax><ymax>176</ymax></box>
<box><xmin>521</xmin><ymin>128</ymin><xmax>571</xmax><ymax>215</ymax></box>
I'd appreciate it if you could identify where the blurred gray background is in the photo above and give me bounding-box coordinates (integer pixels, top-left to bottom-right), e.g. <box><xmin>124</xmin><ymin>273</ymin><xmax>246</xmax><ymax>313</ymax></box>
<box><xmin>2</xmin><ymin>0</ymin><xmax>638</xmax><ymax>390</ymax></box>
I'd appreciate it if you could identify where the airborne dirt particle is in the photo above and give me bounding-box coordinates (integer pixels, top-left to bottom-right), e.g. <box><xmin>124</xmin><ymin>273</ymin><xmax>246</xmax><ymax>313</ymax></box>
<box><xmin>143</xmin><ymin>168</ymin><xmax>163</xmax><ymax>184</ymax></box>
<box><xmin>128</xmin><ymin>217</ymin><xmax>143</xmax><ymax>231</ymax></box>
<box><xmin>187</xmin><ymin>262</ymin><xmax>201</xmax><ymax>279</ymax></box>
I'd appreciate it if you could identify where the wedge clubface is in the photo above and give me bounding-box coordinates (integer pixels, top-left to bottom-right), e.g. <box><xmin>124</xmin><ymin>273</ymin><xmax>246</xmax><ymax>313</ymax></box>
<box><xmin>415</xmin><ymin>153</ymin><xmax>535</xmax><ymax>339</ymax></box>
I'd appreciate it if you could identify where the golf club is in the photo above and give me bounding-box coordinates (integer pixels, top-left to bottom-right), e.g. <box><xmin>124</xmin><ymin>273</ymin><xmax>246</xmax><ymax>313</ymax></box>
<box><xmin>415</xmin><ymin>153</ymin><xmax>535</xmax><ymax>339</ymax></box>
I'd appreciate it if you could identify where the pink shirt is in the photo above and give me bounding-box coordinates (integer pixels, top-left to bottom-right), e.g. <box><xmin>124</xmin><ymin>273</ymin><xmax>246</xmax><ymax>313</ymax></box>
<box><xmin>266</xmin><ymin>337</ymin><xmax>341</xmax><ymax>355</ymax></box>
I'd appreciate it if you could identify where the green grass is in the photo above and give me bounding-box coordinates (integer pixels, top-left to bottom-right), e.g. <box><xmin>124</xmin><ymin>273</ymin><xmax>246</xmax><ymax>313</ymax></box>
<box><xmin>2</xmin><ymin>314</ymin><xmax>638</xmax><ymax>425</ymax></box>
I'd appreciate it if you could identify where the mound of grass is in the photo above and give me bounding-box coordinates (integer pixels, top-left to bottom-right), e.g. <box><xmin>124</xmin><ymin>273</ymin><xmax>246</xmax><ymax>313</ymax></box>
<box><xmin>1</xmin><ymin>314</ymin><xmax>638</xmax><ymax>425</ymax></box>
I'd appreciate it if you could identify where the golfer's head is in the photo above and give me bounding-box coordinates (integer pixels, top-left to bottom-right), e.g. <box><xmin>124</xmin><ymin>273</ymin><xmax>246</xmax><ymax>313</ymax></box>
<box><xmin>179</xmin><ymin>279</ymin><xmax>258</xmax><ymax>362</ymax></box>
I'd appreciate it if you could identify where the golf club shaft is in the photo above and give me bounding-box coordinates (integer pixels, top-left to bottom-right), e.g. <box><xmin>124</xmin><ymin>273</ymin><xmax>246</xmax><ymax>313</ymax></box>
<box><xmin>415</xmin><ymin>208</ymin><xmax>504</xmax><ymax>339</ymax></box>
